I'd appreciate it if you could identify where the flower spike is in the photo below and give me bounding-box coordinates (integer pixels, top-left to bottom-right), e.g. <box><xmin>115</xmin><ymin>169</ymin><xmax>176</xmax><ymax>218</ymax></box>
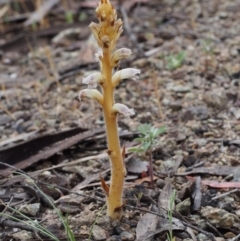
<box><xmin>79</xmin><ymin>0</ymin><xmax>140</xmax><ymax>220</ymax></box>
<box><xmin>112</xmin><ymin>68</ymin><xmax>141</xmax><ymax>87</ymax></box>
<box><xmin>112</xmin><ymin>103</ymin><xmax>135</xmax><ymax>117</ymax></box>
<box><xmin>82</xmin><ymin>72</ymin><xmax>103</xmax><ymax>88</ymax></box>
<box><xmin>79</xmin><ymin>89</ymin><xmax>103</xmax><ymax>105</ymax></box>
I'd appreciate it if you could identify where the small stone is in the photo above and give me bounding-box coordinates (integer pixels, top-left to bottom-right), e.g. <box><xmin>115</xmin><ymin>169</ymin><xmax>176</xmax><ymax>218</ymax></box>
<box><xmin>12</xmin><ymin>230</ymin><xmax>34</xmax><ymax>240</ymax></box>
<box><xmin>193</xmin><ymin>138</ymin><xmax>208</xmax><ymax>147</ymax></box>
<box><xmin>230</xmin><ymin>48</ymin><xmax>238</xmax><ymax>57</ymax></box>
<box><xmin>92</xmin><ymin>225</ymin><xmax>108</xmax><ymax>240</ymax></box>
<box><xmin>176</xmin><ymin>198</ymin><xmax>191</xmax><ymax>216</ymax></box>
<box><xmin>185</xmin><ymin>92</ymin><xmax>196</xmax><ymax>100</ymax></box>
<box><xmin>219</xmin><ymin>11</ymin><xmax>228</xmax><ymax>18</ymax></box>
<box><xmin>120</xmin><ymin>231</ymin><xmax>135</xmax><ymax>241</ymax></box>
<box><xmin>224</xmin><ymin>232</ymin><xmax>235</xmax><ymax>239</ymax></box>
<box><xmin>18</xmin><ymin>203</ymin><xmax>40</xmax><ymax>216</ymax></box>
<box><xmin>201</xmin><ymin>206</ymin><xmax>239</xmax><ymax>228</ymax></box>
<box><xmin>169</xmin><ymin>102</ymin><xmax>182</xmax><ymax>111</ymax></box>
<box><xmin>106</xmin><ymin>235</ymin><xmax>121</xmax><ymax>241</ymax></box>
<box><xmin>13</xmin><ymin>111</ymin><xmax>29</xmax><ymax>120</ymax></box>
<box><xmin>45</xmin><ymin>119</ymin><xmax>57</xmax><ymax>127</ymax></box>
<box><xmin>230</xmin><ymin>107</ymin><xmax>240</xmax><ymax>119</ymax></box>
<box><xmin>235</xmin><ymin>209</ymin><xmax>240</xmax><ymax>218</ymax></box>
<box><xmin>197</xmin><ymin>233</ymin><xmax>208</xmax><ymax>241</ymax></box>
<box><xmin>156</xmin><ymin>179</ymin><xmax>166</xmax><ymax>188</ymax></box>
<box><xmin>203</xmin><ymin>89</ymin><xmax>228</xmax><ymax>109</ymax></box>
<box><xmin>234</xmin><ymin>125</ymin><xmax>240</xmax><ymax>131</ymax></box>
<box><xmin>193</xmin><ymin>75</ymin><xmax>202</xmax><ymax>88</ymax></box>
<box><xmin>0</xmin><ymin>114</ymin><xmax>12</xmax><ymax>125</ymax></box>
<box><xmin>113</xmin><ymin>224</ymin><xmax>125</xmax><ymax>234</ymax></box>
<box><xmin>162</xmin><ymin>158</ymin><xmax>176</xmax><ymax>169</ymax></box>
<box><xmin>71</xmin><ymin>209</ymin><xmax>96</xmax><ymax>226</ymax></box>
<box><xmin>133</xmin><ymin>58</ymin><xmax>148</xmax><ymax>68</ymax></box>
<box><xmin>22</xmin><ymin>120</ymin><xmax>34</xmax><ymax>131</ymax></box>
<box><xmin>170</xmin><ymin>84</ymin><xmax>192</xmax><ymax>93</ymax></box>
<box><xmin>215</xmin><ymin>238</ymin><xmax>225</xmax><ymax>241</ymax></box>
<box><xmin>162</xmin><ymin>139</ymin><xmax>177</xmax><ymax>154</ymax></box>
<box><xmin>162</xmin><ymin>98</ymin><xmax>170</xmax><ymax>106</ymax></box>
<box><xmin>126</xmin><ymin>158</ymin><xmax>148</xmax><ymax>174</ymax></box>
<box><xmin>97</xmin><ymin>215</ymin><xmax>111</xmax><ymax>228</ymax></box>
<box><xmin>182</xmin><ymin>106</ymin><xmax>209</xmax><ymax>121</ymax></box>
<box><xmin>12</xmin><ymin>118</ymin><xmax>24</xmax><ymax>133</ymax></box>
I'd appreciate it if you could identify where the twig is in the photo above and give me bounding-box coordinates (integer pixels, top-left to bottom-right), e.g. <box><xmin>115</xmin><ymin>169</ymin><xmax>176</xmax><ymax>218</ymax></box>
<box><xmin>0</xmin><ymin>218</ymin><xmax>41</xmax><ymax>237</ymax></box>
<box><xmin>206</xmin><ymin>221</ymin><xmax>224</xmax><ymax>238</ymax></box>
<box><xmin>152</xmin><ymin>69</ymin><xmax>164</xmax><ymax>121</ymax></box>
<box><xmin>211</xmin><ymin>188</ymin><xmax>239</xmax><ymax>200</ymax></box>
<box><xmin>146</xmin><ymin>150</ymin><xmax>154</xmax><ymax>189</ymax></box>
<box><xmin>186</xmin><ymin>161</ymin><xmax>204</xmax><ymax>171</ymax></box>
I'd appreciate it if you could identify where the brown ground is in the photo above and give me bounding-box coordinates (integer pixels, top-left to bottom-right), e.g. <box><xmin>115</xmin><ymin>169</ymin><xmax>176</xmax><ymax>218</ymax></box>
<box><xmin>0</xmin><ymin>0</ymin><xmax>240</xmax><ymax>240</ymax></box>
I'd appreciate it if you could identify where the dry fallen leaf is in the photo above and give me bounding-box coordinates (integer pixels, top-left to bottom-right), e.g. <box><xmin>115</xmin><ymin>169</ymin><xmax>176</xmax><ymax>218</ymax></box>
<box><xmin>136</xmin><ymin>208</ymin><xmax>159</xmax><ymax>241</ymax></box>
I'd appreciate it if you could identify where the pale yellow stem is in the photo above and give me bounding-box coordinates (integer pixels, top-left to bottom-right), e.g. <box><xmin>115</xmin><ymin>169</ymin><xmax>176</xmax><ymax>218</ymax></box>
<box><xmin>102</xmin><ymin>50</ymin><xmax>124</xmax><ymax>220</ymax></box>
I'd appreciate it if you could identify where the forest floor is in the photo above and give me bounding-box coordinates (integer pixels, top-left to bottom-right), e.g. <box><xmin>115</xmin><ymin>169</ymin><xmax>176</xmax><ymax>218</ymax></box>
<box><xmin>0</xmin><ymin>0</ymin><xmax>240</xmax><ymax>240</ymax></box>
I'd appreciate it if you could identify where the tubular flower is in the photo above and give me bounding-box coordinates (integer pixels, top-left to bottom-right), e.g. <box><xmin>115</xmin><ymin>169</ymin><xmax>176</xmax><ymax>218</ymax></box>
<box><xmin>111</xmin><ymin>48</ymin><xmax>132</xmax><ymax>66</ymax></box>
<box><xmin>112</xmin><ymin>103</ymin><xmax>135</xmax><ymax>117</ymax></box>
<box><xmin>112</xmin><ymin>68</ymin><xmax>141</xmax><ymax>87</ymax></box>
<box><xmin>79</xmin><ymin>89</ymin><xmax>103</xmax><ymax>105</ymax></box>
<box><xmin>82</xmin><ymin>72</ymin><xmax>103</xmax><ymax>88</ymax></box>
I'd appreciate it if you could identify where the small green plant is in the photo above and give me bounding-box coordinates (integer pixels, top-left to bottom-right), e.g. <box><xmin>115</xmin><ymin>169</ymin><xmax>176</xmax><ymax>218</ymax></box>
<box><xmin>166</xmin><ymin>51</ymin><xmax>186</xmax><ymax>70</ymax></box>
<box><xmin>65</xmin><ymin>11</ymin><xmax>74</xmax><ymax>24</ymax></box>
<box><xmin>167</xmin><ymin>189</ymin><xmax>176</xmax><ymax>241</ymax></box>
<box><xmin>79</xmin><ymin>12</ymin><xmax>87</xmax><ymax>22</ymax></box>
<box><xmin>130</xmin><ymin>124</ymin><xmax>166</xmax><ymax>187</ymax></box>
<box><xmin>201</xmin><ymin>39</ymin><xmax>214</xmax><ymax>55</ymax></box>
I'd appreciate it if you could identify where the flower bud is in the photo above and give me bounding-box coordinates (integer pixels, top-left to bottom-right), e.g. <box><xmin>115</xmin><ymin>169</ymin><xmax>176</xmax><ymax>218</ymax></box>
<box><xmin>89</xmin><ymin>22</ymin><xmax>101</xmax><ymax>46</ymax></box>
<box><xmin>79</xmin><ymin>89</ymin><xmax>103</xmax><ymax>105</ymax></box>
<box><xmin>112</xmin><ymin>68</ymin><xmax>141</xmax><ymax>87</ymax></box>
<box><xmin>82</xmin><ymin>72</ymin><xmax>103</xmax><ymax>88</ymax></box>
<box><xmin>111</xmin><ymin>48</ymin><xmax>132</xmax><ymax>66</ymax></box>
<box><xmin>112</xmin><ymin>103</ymin><xmax>135</xmax><ymax>117</ymax></box>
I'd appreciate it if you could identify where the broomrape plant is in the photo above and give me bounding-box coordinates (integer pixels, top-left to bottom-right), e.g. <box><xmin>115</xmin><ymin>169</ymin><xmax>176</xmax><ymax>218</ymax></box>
<box><xmin>79</xmin><ymin>0</ymin><xmax>140</xmax><ymax>220</ymax></box>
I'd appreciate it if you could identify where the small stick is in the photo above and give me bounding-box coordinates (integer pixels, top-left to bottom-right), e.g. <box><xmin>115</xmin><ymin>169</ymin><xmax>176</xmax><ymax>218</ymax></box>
<box><xmin>211</xmin><ymin>188</ymin><xmax>239</xmax><ymax>200</ymax></box>
<box><xmin>152</xmin><ymin>69</ymin><xmax>164</xmax><ymax>121</ymax></box>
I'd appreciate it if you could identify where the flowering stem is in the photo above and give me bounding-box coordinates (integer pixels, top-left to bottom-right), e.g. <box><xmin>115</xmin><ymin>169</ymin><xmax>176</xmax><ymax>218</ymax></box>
<box><xmin>79</xmin><ymin>0</ymin><xmax>140</xmax><ymax>220</ymax></box>
<box><xmin>102</xmin><ymin>51</ymin><xmax>124</xmax><ymax>220</ymax></box>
